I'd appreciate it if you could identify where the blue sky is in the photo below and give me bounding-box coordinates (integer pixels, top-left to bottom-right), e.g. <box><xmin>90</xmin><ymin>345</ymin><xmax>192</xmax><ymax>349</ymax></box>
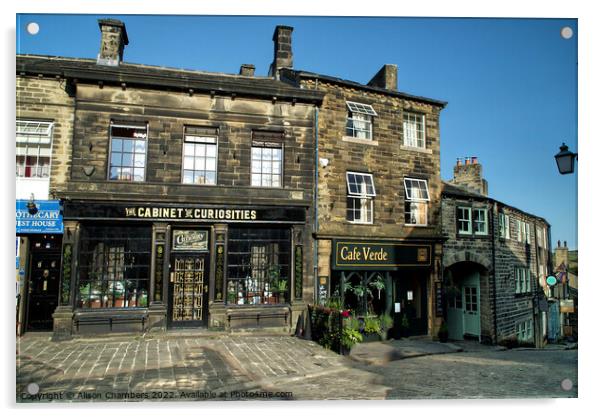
<box><xmin>16</xmin><ymin>14</ymin><xmax>578</xmax><ymax>249</ymax></box>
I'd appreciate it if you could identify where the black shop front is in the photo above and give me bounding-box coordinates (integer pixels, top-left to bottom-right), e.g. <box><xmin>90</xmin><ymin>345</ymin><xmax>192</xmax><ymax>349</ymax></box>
<box><xmin>54</xmin><ymin>200</ymin><xmax>309</xmax><ymax>337</ymax></box>
<box><xmin>330</xmin><ymin>240</ymin><xmax>435</xmax><ymax>337</ymax></box>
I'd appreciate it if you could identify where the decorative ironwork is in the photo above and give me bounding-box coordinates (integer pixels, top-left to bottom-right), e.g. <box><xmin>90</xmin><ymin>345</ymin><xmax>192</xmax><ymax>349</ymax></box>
<box><xmin>172</xmin><ymin>256</ymin><xmax>205</xmax><ymax>322</ymax></box>
<box><xmin>60</xmin><ymin>244</ymin><xmax>72</xmax><ymax>305</ymax></box>
<box><xmin>295</xmin><ymin>245</ymin><xmax>303</xmax><ymax>300</ymax></box>
<box><xmin>154</xmin><ymin>244</ymin><xmax>164</xmax><ymax>302</ymax></box>
<box><xmin>214</xmin><ymin>244</ymin><xmax>224</xmax><ymax>301</ymax></box>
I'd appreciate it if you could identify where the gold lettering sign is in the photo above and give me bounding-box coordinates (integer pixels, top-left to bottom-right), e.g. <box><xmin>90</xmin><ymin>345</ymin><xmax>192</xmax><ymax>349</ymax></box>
<box><xmin>125</xmin><ymin>207</ymin><xmax>257</xmax><ymax>220</ymax></box>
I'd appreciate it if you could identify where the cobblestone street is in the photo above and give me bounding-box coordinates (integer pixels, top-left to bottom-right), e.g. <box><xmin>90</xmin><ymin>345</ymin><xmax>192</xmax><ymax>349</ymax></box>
<box><xmin>16</xmin><ymin>333</ymin><xmax>577</xmax><ymax>402</ymax></box>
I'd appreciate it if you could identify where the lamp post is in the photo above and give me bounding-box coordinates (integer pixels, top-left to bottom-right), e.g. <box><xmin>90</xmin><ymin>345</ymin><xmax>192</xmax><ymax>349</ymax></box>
<box><xmin>554</xmin><ymin>143</ymin><xmax>578</xmax><ymax>175</ymax></box>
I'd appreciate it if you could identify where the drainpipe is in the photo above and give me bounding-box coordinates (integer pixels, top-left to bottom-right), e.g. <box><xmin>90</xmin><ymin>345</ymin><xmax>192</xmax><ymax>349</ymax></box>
<box><xmin>491</xmin><ymin>202</ymin><xmax>498</xmax><ymax>344</ymax></box>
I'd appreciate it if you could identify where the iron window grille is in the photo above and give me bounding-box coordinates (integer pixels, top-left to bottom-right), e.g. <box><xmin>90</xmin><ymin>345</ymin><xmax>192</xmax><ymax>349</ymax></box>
<box><xmin>404</xmin><ymin>178</ymin><xmax>430</xmax><ymax>226</ymax></box>
<box><xmin>403</xmin><ymin>112</ymin><xmax>426</xmax><ymax>148</ymax></box>
<box><xmin>109</xmin><ymin>122</ymin><xmax>148</xmax><ymax>182</ymax></box>
<box><xmin>182</xmin><ymin>126</ymin><xmax>218</xmax><ymax>185</ymax></box>
<box><xmin>226</xmin><ymin>227</ymin><xmax>291</xmax><ymax>305</ymax></box>
<box><xmin>76</xmin><ymin>225</ymin><xmax>151</xmax><ymax>309</ymax></box>
<box><xmin>346</xmin><ymin>171</ymin><xmax>376</xmax><ymax>224</ymax></box>
<box><xmin>16</xmin><ymin>120</ymin><xmax>53</xmax><ymax>178</ymax></box>
<box><xmin>345</xmin><ymin>101</ymin><xmax>377</xmax><ymax>140</ymax></box>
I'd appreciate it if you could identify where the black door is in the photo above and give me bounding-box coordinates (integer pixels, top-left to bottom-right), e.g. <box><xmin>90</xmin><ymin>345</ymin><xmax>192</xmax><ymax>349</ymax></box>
<box><xmin>392</xmin><ymin>273</ymin><xmax>428</xmax><ymax>337</ymax></box>
<box><xmin>169</xmin><ymin>254</ymin><xmax>210</xmax><ymax>328</ymax></box>
<box><xmin>25</xmin><ymin>236</ymin><xmax>62</xmax><ymax>331</ymax></box>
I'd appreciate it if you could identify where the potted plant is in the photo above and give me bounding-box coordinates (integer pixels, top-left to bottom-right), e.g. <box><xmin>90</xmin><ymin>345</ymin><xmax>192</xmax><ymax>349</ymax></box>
<box><xmin>341</xmin><ymin>326</ymin><xmax>363</xmax><ymax>355</ymax></box>
<box><xmin>379</xmin><ymin>314</ymin><xmax>394</xmax><ymax>341</ymax></box>
<box><xmin>361</xmin><ymin>315</ymin><xmax>382</xmax><ymax>343</ymax></box>
<box><xmin>438</xmin><ymin>320</ymin><xmax>449</xmax><ymax>343</ymax></box>
<box><xmin>277</xmin><ymin>280</ymin><xmax>288</xmax><ymax>303</ymax></box>
<box><xmin>138</xmin><ymin>290</ymin><xmax>148</xmax><ymax>307</ymax></box>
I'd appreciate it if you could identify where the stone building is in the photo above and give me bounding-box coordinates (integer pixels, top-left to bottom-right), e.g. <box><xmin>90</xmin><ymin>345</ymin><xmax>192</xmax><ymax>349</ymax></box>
<box><xmin>276</xmin><ymin>29</ymin><xmax>448</xmax><ymax>337</ymax></box>
<box><xmin>442</xmin><ymin>157</ymin><xmax>553</xmax><ymax>346</ymax></box>
<box><xmin>17</xmin><ymin>19</ymin><xmax>324</xmax><ymax>337</ymax></box>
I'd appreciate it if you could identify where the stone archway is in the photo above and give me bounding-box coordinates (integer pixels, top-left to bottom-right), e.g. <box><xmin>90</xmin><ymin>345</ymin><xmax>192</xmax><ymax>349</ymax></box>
<box><xmin>443</xmin><ymin>260</ymin><xmax>490</xmax><ymax>342</ymax></box>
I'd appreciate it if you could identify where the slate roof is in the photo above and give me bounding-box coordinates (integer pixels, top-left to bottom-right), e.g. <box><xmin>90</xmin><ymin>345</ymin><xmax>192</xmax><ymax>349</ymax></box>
<box><xmin>16</xmin><ymin>55</ymin><xmax>325</xmax><ymax>104</ymax></box>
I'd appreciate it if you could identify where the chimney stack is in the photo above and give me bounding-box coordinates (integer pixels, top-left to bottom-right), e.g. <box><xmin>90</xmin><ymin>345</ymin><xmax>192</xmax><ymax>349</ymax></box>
<box><xmin>367</xmin><ymin>64</ymin><xmax>398</xmax><ymax>91</ymax></box>
<box><xmin>270</xmin><ymin>25</ymin><xmax>294</xmax><ymax>78</ymax></box>
<box><xmin>554</xmin><ymin>240</ymin><xmax>569</xmax><ymax>269</ymax></box>
<box><xmin>239</xmin><ymin>64</ymin><xmax>255</xmax><ymax>77</ymax></box>
<box><xmin>97</xmin><ymin>19</ymin><xmax>129</xmax><ymax>66</ymax></box>
<box><xmin>450</xmin><ymin>156</ymin><xmax>488</xmax><ymax>196</ymax></box>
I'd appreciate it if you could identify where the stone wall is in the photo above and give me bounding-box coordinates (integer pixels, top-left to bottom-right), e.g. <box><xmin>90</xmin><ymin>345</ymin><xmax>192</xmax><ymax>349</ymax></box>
<box><xmin>300</xmin><ymin>78</ymin><xmax>444</xmax><ymax>240</ymax></box>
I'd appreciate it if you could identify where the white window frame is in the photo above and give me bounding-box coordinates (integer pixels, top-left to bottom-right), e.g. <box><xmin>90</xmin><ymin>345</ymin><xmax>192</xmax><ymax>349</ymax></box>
<box><xmin>251</xmin><ymin>143</ymin><xmax>283</xmax><ymax>188</ymax></box>
<box><xmin>473</xmin><ymin>208</ymin><xmax>488</xmax><ymax>235</ymax></box>
<box><xmin>499</xmin><ymin>213</ymin><xmax>510</xmax><ymax>239</ymax></box>
<box><xmin>457</xmin><ymin>207</ymin><xmax>472</xmax><ymax>235</ymax></box>
<box><xmin>404</xmin><ymin>178</ymin><xmax>430</xmax><ymax>226</ymax></box>
<box><xmin>345</xmin><ymin>101</ymin><xmax>377</xmax><ymax>141</ymax></box>
<box><xmin>181</xmin><ymin>128</ymin><xmax>218</xmax><ymax>186</ymax></box>
<box><xmin>346</xmin><ymin>171</ymin><xmax>376</xmax><ymax>224</ymax></box>
<box><xmin>403</xmin><ymin>112</ymin><xmax>426</xmax><ymax>148</ymax></box>
<box><xmin>516</xmin><ymin>319</ymin><xmax>533</xmax><ymax>342</ymax></box>
<box><xmin>525</xmin><ymin>223</ymin><xmax>531</xmax><ymax>244</ymax></box>
<box><xmin>516</xmin><ymin>219</ymin><xmax>523</xmax><ymax>242</ymax></box>
<box><xmin>16</xmin><ymin>120</ymin><xmax>54</xmax><ymax>179</ymax></box>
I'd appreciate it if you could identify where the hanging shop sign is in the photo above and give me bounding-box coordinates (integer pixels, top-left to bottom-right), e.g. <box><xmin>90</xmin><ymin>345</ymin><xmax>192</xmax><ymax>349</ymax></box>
<box><xmin>172</xmin><ymin>230</ymin><xmax>209</xmax><ymax>252</ymax></box>
<box><xmin>63</xmin><ymin>201</ymin><xmax>306</xmax><ymax>223</ymax></box>
<box><xmin>332</xmin><ymin>240</ymin><xmax>431</xmax><ymax>270</ymax></box>
<box><xmin>16</xmin><ymin>200</ymin><xmax>63</xmax><ymax>234</ymax></box>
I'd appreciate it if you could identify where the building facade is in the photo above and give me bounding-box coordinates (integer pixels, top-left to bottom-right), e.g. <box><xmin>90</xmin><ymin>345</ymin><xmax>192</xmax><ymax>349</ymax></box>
<box><xmin>442</xmin><ymin>158</ymin><xmax>553</xmax><ymax>346</ymax></box>
<box><xmin>17</xmin><ymin>20</ymin><xmax>323</xmax><ymax>338</ymax></box>
<box><xmin>275</xmin><ymin>31</ymin><xmax>448</xmax><ymax>337</ymax></box>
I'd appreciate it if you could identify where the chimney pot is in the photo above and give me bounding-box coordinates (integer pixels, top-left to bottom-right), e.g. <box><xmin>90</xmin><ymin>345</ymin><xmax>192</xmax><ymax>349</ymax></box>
<box><xmin>471</xmin><ymin>156</ymin><xmax>478</xmax><ymax>164</ymax></box>
<box><xmin>97</xmin><ymin>18</ymin><xmax>128</xmax><ymax>66</ymax></box>
<box><xmin>465</xmin><ymin>157</ymin><xmax>471</xmax><ymax>165</ymax></box>
<box><xmin>564</xmin><ymin>241</ymin><xmax>567</xmax><ymax>248</ymax></box>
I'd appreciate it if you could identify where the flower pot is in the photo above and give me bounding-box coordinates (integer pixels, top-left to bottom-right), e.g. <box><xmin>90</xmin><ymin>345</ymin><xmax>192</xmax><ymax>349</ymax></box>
<box><xmin>115</xmin><ymin>297</ymin><xmax>125</xmax><ymax>307</ymax></box>
<box><xmin>340</xmin><ymin>346</ymin><xmax>351</xmax><ymax>356</ymax></box>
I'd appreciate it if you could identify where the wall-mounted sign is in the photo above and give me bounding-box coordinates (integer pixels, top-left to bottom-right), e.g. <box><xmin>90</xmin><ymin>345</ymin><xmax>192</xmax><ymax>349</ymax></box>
<box><xmin>560</xmin><ymin>299</ymin><xmax>575</xmax><ymax>313</ymax></box>
<box><xmin>16</xmin><ymin>200</ymin><xmax>63</xmax><ymax>234</ymax></box>
<box><xmin>332</xmin><ymin>240</ymin><xmax>432</xmax><ymax>270</ymax></box>
<box><xmin>546</xmin><ymin>275</ymin><xmax>558</xmax><ymax>287</ymax></box>
<box><xmin>63</xmin><ymin>201</ymin><xmax>306</xmax><ymax>224</ymax></box>
<box><xmin>172</xmin><ymin>230</ymin><xmax>208</xmax><ymax>251</ymax></box>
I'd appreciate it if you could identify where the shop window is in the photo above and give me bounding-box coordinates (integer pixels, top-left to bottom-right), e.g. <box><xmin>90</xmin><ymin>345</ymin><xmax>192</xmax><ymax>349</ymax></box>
<box><xmin>251</xmin><ymin>131</ymin><xmax>284</xmax><ymax>188</ymax></box>
<box><xmin>182</xmin><ymin>126</ymin><xmax>218</xmax><ymax>185</ymax></box>
<box><xmin>404</xmin><ymin>178</ymin><xmax>429</xmax><ymax>226</ymax></box>
<box><xmin>16</xmin><ymin>120</ymin><xmax>53</xmax><ymax>178</ymax></box>
<box><xmin>346</xmin><ymin>172</ymin><xmax>376</xmax><ymax>224</ymax></box>
<box><xmin>345</xmin><ymin>101</ymin><xmax>376</xmax><ymax>140</ymax></box>
<box><xmin>109</xmin><ymin>122</ymin><xmax>148</xmax><ymax>182</ymax></box>
<box><xmin>76</xmin><ymin>225</ymin><xmax>151</xmax><ymax>309</ymax></box>
<box><xmin>403</xmin><ymin>112</ymin><xmax>425</xmax><ymax>148</ymax></box>
<box><xmin>226</xmin><ymin>227</ymin><xmax>290</xmax><ymax>305</ymax></box>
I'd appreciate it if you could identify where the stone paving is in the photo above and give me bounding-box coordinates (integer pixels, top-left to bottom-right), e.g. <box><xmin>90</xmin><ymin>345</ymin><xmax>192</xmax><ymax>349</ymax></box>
<box><xmin>16</xmin><ymin>332</ymin><xmax>577</xmax><ymax>402</ymax></box>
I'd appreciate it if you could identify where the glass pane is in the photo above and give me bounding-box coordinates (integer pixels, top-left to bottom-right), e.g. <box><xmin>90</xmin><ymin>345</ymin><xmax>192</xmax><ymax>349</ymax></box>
<box><xmin>122</xmin><ymin>140</ymin><xmax>134</xmax><ymax>152</ymax></box>
<box><xmin>195</xmin><ymin>156</ymin><xmax>206</xmax><ymax>171</ymax></box>
<box><xmin>204</xmin><ymin>171</ymin><xmax>216</xmax><ymax>185</ymax></box>
<box><xmin>262</xmin><ymin>148</ymin><xmax>271</xmax><ymax>158</ymax></box>
<box><xmin>205</xmin><ymin>157</ymin><xmax>216</xmax><ymax>171</ymax></box>
<box><xmin>272</xmin><ymin>162</ymin><xmax>281</xmax><ymax>174</ymax></box>
<box><xmin>134</xmin><ymin>153</ymin><xmax>145</xmax><ymax>167</ymax></box>
<box><xmin>273</xmin><ymin>148</ymin><xmax>282</xmax><ymax>161</ymax></box>
<box><xmin>196</xmin><ymin>144</ymin><xmax>206</xmax><ymax>157</ymax></box>
<box><xmin>272</xmin><ymin>176</ymin><xmax>281</xmax><ymax>187</ymax></box>
<box><xmin>122</xmin><ymin>153</ymin><xmax>134</xmax><ymax>167</ymax></box>
<box><xmin>184</xmin><ymin>156</ymin><xmax>195</xmax><ymax>170</ymax></box>
<box><xmin>182</xmin><ymin>170</ymin><xmax>194</xmax><ymax>184</ymax></box>
<box><xmin>135</xmin><ymin>140</ymin><xmax>146</xmax><ymax>152</ymax></box>
<box><xmin>251</xmin><ymin>160</ymin><xmax>261</xmax><ymax>173</ymax></box>
<box><xmin>251</xmin><ymin>174</ymin><xmax>261</xmax><ymax>186</ymax></box>
<box><xmin>111</xmin><ymin>138</ymin><xmax>122</xmax><ymax>152</ymax></box>
<box><xmin>261</xmin><ymin>176</ymin><xmax>271</xmax><ymax>187</ymax></box>
<box><xmin>184</xmin><ymin>143</ymin><xmax>195</xmax><ymax>157</ymax></box>
<box><xmin>206</xmin><ymin>144</ymin><xmax>217</xmax><ymax>157</ymax></box>
<box><xmin>110</xmin><ymin>152</ymin><xmax>121</xmax><ymax>167</ymax></box>
<box><xmin>109</xmin><ymin>167</ymin><xmax>120</xmax><ymax>180</ymax></box>
<box><xmin>133</xmin><ymin>168</ymin><xmax>144</xmax><ymax>182</ymax></box>
<box><xmin>252</xmin><ymin>147</ymin><xmax>262</xmax><ymax>159</ymax></box>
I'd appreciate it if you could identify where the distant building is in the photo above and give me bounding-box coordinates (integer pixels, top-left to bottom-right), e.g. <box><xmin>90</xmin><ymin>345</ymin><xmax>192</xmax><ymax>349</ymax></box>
<box><xmin>442</xmin><ymin>158</ymin><xmax>553</xmax><ymax>347</ymax></box>
<box><xmin>554</xmin><ymin>241</ymin><xmax>578</xmax><ymax>341</ymax></box>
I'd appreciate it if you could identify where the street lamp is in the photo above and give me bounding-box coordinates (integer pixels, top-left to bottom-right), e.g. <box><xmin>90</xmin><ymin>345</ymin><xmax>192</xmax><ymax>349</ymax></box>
<box><xmin>554</xmin><ymin>143</ymin><xmax>578</xmax><ymax>175</ymax></box>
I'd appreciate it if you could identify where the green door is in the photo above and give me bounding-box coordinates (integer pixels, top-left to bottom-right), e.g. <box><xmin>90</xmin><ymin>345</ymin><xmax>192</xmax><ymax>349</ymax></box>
<box><xmin>462</xmin><ymin>271</ymin><xmax>480</xmax><ymax>338</ymax></box>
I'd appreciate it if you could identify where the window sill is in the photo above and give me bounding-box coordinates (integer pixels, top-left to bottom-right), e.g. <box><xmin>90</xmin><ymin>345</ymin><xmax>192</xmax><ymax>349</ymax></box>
<box><xmin>404</xmin><ymin>223</ymin><xmax>428</xmax><ymax>227</ymax></box>
<box><xmin>400</xmin><ymin>145</ymin><xmax>432</xmax><ymax>154</ymax></box>
<box><xmin>342</xmin><ymin>136</ymin><xmax>378</xmax><ymax>146</ymax></box>
<box><xmin>347</xmin><ymin>221</ymin><xmax>374</xmax><ymax>225</ymax></box>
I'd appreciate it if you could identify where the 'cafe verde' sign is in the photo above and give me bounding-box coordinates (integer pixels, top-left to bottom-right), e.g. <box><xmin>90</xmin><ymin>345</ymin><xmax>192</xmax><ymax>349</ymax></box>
<box><xmin>332</xmin><ymin>240</ymin><xmax>431</xmax><ymax>270</ymax></box>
